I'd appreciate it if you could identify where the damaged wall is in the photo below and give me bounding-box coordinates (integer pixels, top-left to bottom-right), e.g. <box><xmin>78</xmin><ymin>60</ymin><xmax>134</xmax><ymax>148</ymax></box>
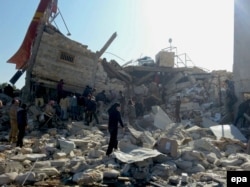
<box><xmin>233</xmin><ymin>0</ymin><xmax>250</xmax><ymax>101</ymax></box>
<box><xmin>31</xmin><ymin>28</ymin><xmax>125</xmax><ymax>94</ymax></box>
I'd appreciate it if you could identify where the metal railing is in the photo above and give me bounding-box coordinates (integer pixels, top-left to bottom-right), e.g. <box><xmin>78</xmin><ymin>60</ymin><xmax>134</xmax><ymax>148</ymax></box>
<box><xmin>161</xmin><ymin>46</ymin><xmax>195</xmax><ymax>68</ymax></box>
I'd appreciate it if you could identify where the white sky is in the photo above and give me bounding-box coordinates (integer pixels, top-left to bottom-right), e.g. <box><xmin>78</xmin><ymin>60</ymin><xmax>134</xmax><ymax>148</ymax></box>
<box><xmin>0</xmin><ymin>0</ymin><xmax>234</xmax><ymax>89</ymax></box>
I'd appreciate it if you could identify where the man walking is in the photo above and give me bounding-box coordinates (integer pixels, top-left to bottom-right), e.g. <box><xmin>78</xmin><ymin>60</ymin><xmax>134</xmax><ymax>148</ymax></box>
<box><xmin>106</xmin><ymin>103</ymin><xmax>125</xmax><ymax>156</ymax></box>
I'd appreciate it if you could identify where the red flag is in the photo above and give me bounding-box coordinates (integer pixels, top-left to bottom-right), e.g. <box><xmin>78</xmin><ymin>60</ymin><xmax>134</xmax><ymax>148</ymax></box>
<box><xmin>7</xmin><ymin>0</ymin><xmax>52</xmax><ymax>69</ymax></box>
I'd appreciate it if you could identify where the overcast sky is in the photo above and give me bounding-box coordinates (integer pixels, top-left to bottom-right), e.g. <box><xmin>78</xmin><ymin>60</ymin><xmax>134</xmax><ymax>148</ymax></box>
<box><xmin>0</xmin><ymin>0</ymin><xmax>234</xmax><ymax>89</ymax></box>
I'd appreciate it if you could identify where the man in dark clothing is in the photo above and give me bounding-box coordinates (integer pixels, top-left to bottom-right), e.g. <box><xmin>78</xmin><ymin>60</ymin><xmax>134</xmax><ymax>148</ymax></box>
<box><xmin>85</xmin><ymin>95</ymin><xmax>99</xmax><ymax>125</ymax></box>
<box><xmin>90</xmin><ymin>96</ymin><xmax>99</xmax><ymax>125</ymax></box>
<box><xmin>234</xmin><ymin>99</ymin><xmax>250</xmax><ymax>127</ymax></box>
<box><xmin>16</xmin><ymin>103</ymin><xmax>27</xmax><ymax>148</ymax></box>
<box><xmin>77</xmin><ymin>94</ymin><xmax>85</xmax><ymax>120</ymax></box>
<box><xmin>83</xmin><ymin>85</ymin><xmax>92</xmax><ymax>97</ymax></box>
<box><xmin>96</xmin><ymin>90</ymin><xmax>108</xmax><ymax>114</ymax></box>
<box><xmin>106</xmin><ymin>103</ymin><xmax>124</xmax><ymax>156</ymax></box>
<box><xmin>225</xmin><ymin>79</ymin><xmax>237</xmax><ymax>113</ymax></box>
<box><xmin>117</xmin><ymin>91</ymin><xmax>125</xmax><ymax>116</ymax></box>
<box><xmin>135</xmin><ymin>99</ymin><xmax>144</xmax><ymax>117</ymax></box>
<box><xmin>84</xmin><ymin>94</ymin><xmax>92</xmax><ymax>125</ymax></box>
<box><xmin>96</xmin><ymin>90</ymin><xmax>107</xmax><ymax>104</ymax></box>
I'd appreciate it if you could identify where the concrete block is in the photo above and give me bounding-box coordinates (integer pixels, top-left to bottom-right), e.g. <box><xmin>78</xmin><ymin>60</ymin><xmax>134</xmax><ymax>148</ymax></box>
<box><xmin>155</xmin><ymin>51</ymin><xmax>175</xmax><ymax>67</ymax></box>
<box><xmin>156</xmin><ymin>138</ymin><xmax>178</xmax><ymax>158</ymax></box>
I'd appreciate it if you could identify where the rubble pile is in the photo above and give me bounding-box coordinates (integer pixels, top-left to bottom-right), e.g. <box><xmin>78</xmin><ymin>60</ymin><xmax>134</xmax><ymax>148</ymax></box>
<box><xmin>1</xmin><ymin>68</ymin><xmax>250</xmax><ymax>186</ymax></box>
<box><xmin>129</xmin><ymin>68</ymin><xmax>233</xmax><ymax>126</ymax></box>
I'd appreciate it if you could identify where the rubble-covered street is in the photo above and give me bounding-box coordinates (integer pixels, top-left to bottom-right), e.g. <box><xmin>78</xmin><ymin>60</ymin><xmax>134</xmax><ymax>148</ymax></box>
<box><xmin>1</xmin><ymin>1</ymin><xmax>250</xmax><ymax>186</ymax></box>
<box><xmin>1</xmin><ymin>67</ymin><xmax>250</xmax><ymax>187</ymax></box>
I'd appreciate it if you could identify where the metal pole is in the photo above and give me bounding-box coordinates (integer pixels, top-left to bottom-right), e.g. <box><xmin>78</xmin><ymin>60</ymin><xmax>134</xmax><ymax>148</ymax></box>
<box><xmin>92</xmin><ymin>32</ymin><xmax>117</xmax><ymax>87</ymax></box>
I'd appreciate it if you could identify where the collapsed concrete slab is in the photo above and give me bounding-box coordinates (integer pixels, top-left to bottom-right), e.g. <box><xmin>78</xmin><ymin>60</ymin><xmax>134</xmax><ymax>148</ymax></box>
<box><xmin>209</xmin><ymin>124</ymin><xmax>247</xmax><ymax>142</ymax></box>
<box><xmin>151</xmin><ymin>105</ymin><xmax>174</xmax><ymax>130</ymax></box>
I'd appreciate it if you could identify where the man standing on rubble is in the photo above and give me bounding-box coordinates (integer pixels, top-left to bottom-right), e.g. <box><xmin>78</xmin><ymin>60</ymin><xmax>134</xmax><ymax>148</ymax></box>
<box><xmin>106</xmin><ymin>103</ymin><xmax>125</xmax><ymax>156</ymax></box>
<box><xmin>85</xmin><ymin>95</ymin><xmax>99</xmax><ymax>126</ymax></box>
<box><xmin>96</xmin><ymin>90</ymin><xmax>108</xmax><ymax>114</ymax></box>
<box><xmin>16</xmin><ymin>103</ymin><xmax>27</xmax><ymax>148</ymax></box>
<box><xmin>117</xmin><ymin>90</ymin><xmax>125</xmax><ymax>117</ymax></box>
<box><xmin>225</xmin><ymin>79</ymin><xmax>237</xmax><ymax>122</ymax></box>
<box><xmin>9</xmin><ymin>99</ymin><xmax>19</xmax><ymax>143</ymax></box>
<box><xmin>126</xmin><ymin>99</ymin><xmax>136</xmax><ymax>127</ymax></box>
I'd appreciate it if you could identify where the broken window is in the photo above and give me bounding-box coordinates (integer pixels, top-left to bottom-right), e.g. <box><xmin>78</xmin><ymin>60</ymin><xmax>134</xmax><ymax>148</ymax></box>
<box><xmin>59</xmin><ymin>51</ymin><xmax>75</xmax><ymax>63</ymax></box>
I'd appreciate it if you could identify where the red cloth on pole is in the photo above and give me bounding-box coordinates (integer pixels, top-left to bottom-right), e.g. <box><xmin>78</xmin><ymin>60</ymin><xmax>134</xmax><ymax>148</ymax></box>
<box><xmin>7</xmin><ymin>0</ymin><xmax>52</xmax><ymax>69</ymax></box>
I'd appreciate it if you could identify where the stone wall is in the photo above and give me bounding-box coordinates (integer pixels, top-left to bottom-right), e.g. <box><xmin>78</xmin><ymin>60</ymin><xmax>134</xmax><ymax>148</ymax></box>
<box><xmin>32</xmin><ymin>30</ymin><xmax>125</xmax><ymax>94</ymax></box>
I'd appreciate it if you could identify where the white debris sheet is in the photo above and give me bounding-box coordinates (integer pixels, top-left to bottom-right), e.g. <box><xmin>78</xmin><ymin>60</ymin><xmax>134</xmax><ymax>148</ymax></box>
<box><xmin>209</xmin><ymin>124</ymin><xmax>247</xmax><ymax>142</ymax></box>
<box><xmin>113</xmin><ymin>148</ymin><xmax>162</xmax><ymax>164</ymax></box>
<box><xmin>151</xmin><ymin>105</ymin><xmax>174</xmax><ymax>130</ymax></box>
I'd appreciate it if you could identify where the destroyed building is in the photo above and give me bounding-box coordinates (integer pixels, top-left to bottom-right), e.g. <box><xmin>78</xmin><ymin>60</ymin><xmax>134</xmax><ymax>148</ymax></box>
<box><xmin>1</xmin><ymin>0</ymin><xmax>250</xmax><ymax>186</ymax></box>
<box><xmin>7</xmin><ymin>19</ymin><xmax>232</xmax><ymax>115</ymax></box>
<box><xmin>4</xmin><ymin>1</ymin><xmax>234</xmax><ymax>114</ymax></box>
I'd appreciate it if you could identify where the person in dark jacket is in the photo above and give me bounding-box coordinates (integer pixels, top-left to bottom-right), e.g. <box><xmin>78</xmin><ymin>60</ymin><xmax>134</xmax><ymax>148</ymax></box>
<box><xmin>83</xmin><ymin>85</ymin><xmax>92</xmax><ymax>97</ymax></box>
<box><xmin>84</xmin><ymin>94</ymin><xmax>92</xmax><ymax>125</ymax></box>
<box><xmin>106</xmin><ymin>103</ymin><xmax>124</xmax><ymax>156</ymax></box>
<box><xmin>16</xmin><ymin>103</ymin><xmax>28</xmax><ymax>148</ymax></box>
<box><xmin>96</xmin><ymin>90</ymin><xmax>107</xmax><ymax>104</ymax></box>
<box><xmin>85</xmin><ymin>95</ymin><xmax>99</xmax><ymax>125</ymax></box>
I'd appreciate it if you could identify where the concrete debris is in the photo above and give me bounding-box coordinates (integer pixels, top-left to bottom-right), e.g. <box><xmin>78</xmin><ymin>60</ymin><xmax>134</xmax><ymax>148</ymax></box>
<box><xmin>1</xmin><ymin>67</ymin><xmax>250</xmax><ymax>186</ymax></box>
<box><xmin>210</xmin><ymin>124</ymin><xmax>247</xmax><ymax>142</ymax></box>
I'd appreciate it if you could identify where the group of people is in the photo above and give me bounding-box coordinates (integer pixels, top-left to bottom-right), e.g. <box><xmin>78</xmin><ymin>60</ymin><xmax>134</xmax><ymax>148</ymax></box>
<box><xmin>4</xmin><ymin>76</ymin><xmax>250</xmax><ymax>156</ymax></box>
<box><xmin>36</xmin><ymin>82</ymin><xmax>112</xmax><ymax>127</ymax></box>
<box><xmin>4</xmin><ymin>87</ymin><xmax>125</xmax><ymax>156</ymax></box>
<box><xmin>33</xmin><ymin>79</ymin><xmax>185</xmax><ymax>156</ymax></box>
